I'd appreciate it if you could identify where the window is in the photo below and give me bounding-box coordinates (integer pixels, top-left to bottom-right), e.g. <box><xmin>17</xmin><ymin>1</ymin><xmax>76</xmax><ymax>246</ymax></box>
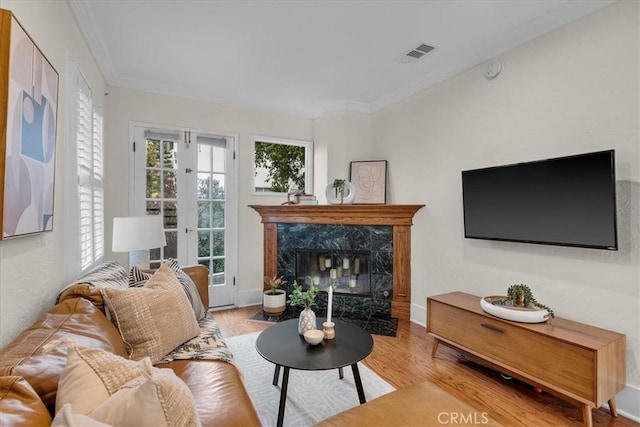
<box><xmin>253</xmin><ymin>136</ymin><xmax>313</xmax><ymax>194</ymax></box>
<box><xmin>67</xmin><ymin>64</ymin><xmax>104</xmax><ymax>277</ymax></box>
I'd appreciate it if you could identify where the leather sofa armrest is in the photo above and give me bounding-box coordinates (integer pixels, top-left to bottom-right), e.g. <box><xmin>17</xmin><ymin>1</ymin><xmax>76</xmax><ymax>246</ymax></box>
<box><xmin>181</xmin><ymin>264</ymin><xmax>209</xmax><ymax>309</ymax></box>
<box><xmin>0</xmin><ymin>376</ymin><xmax>52</xmax><ymax>426</ymax></box>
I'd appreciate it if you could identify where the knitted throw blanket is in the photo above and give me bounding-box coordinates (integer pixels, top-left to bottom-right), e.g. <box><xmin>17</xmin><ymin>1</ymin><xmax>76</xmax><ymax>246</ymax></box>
<box><xmin>158</xmin><ymin>317</ymin><xmax>234</xmax><ymax>365</ymax></box>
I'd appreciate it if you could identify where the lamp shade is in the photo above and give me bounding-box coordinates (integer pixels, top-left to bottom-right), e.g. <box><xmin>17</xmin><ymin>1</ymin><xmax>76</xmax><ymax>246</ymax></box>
<box><xmin>112</xmin><ymin>216</ymin><xmax>167</xmax><ymax>252</ymax></box>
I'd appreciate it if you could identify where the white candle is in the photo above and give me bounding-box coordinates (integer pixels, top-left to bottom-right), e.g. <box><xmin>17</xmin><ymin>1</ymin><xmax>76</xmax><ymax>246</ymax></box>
<box><xmin>342</xmin><ymin>258</ymin><xmax>349</xmax><ymax>269</ymax></box>
<box><xmin>337</xmin><ymin>267</ymin><xmax>343</xmax><ymax>277</ymax></box>
<box><xmin>319</xmin><ymin>256</ymin><xmax>325</xmax><ymax>271</ymax></box>
<box><xmin>325</xmin><ymin>258</ymin><xmax>332</xmax><ymax>268</ymax></box>
<box><xmin>349</xmin><ymin>277</ymin><xmax>357</xmax><ymax>288</ymax></box>
<box><xmin>354</xmin><ymin>258</ymin><xmax>360</xmax><ymax>274</ymax></box>
<box><xmin>327</xmin><ymin>285</ymin><xmax>333</xmax><ymax>324</ymax></box>
<box><xmin>330</xmin><ymin>268</ymin><xmax>337</xmax><ymax>279</ymax></box>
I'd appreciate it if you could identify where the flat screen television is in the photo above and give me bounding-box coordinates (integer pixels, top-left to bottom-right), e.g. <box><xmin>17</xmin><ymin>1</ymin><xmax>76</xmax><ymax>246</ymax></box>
<box><xmin>462</xmin><ymin>150</ymin><xmax>618</xmax><ymax>250</ymax></box>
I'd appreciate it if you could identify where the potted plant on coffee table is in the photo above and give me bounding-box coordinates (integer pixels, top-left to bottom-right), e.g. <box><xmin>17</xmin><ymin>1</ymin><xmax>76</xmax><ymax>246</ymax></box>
<box><xmin>263</xmin><ymin>275</ymin><xmax>287</xmax><ymax>317</ymax></box>
<box><xmin>288</xmin><ymin>280</ymin><xmax>318</xmax><ymax>335</ymax></box>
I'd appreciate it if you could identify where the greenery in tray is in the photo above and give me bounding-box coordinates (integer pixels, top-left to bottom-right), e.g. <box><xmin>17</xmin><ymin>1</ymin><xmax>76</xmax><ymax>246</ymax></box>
<box><xmin>288</xmin><ymin>281</ymin><xmax>318</xmax><ymax>309</ymax></box>
<box><xmin>492</xmin><ymin>284</ymin><xmax>555</xmax><ymax>318</ymax></box>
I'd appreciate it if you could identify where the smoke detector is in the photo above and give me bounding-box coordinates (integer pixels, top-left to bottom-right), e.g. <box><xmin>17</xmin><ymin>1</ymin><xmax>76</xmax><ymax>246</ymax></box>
<box><xmin>398</xmin><ymin>43</ymin><xmax>435</xmax><ymax>64</ymax></box>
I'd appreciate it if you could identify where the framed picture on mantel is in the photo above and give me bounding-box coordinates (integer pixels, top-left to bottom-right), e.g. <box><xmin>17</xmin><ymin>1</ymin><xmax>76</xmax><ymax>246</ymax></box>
<box><xmin>349</xmin><ymin>160</ymin><xmax>387</xmax><ymax>204</ymax></box>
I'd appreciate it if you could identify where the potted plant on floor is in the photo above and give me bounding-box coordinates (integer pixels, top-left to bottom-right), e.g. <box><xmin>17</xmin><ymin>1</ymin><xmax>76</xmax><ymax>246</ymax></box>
<box><xmin>288</xmin><ymin>279</ymin><xmax>318</xmax><ymax>334</ymax></box>
<box><xmin>263</xmin><ymin>275</ymin><xmax>287</xmax><ymax>317</ymax></box>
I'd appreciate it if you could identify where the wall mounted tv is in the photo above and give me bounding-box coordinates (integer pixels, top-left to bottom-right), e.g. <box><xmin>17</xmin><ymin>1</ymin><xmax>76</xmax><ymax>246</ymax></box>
<box><xmin>462</xmin><ymin>150</ymin><xmax>618</xmax><ymax>250</ymax></box>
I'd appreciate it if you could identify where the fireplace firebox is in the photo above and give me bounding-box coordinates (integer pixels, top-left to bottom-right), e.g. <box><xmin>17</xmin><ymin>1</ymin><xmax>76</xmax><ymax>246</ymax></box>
<box><xmin>295</xmin><ymin>250</ymin><xmax>371</xmax><ymax>296</ymax></box>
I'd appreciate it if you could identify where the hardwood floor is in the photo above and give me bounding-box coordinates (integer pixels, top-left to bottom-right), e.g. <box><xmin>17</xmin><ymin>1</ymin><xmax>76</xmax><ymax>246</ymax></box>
<box><xmin>211</xmin><ymin>305</ymin><xmax>638</xmax><ymax>427</ymax></box>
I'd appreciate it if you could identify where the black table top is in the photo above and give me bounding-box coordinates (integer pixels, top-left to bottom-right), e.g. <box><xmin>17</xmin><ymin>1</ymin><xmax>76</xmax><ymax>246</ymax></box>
<box><xmin>255</xmin><ymin>318</ymin><xmax>373</xmax><ymax>371</ymax></box>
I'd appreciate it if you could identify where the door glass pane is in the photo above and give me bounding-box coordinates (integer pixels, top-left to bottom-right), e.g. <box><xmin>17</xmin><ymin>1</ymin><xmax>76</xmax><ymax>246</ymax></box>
<box><xmin>198</xmin><ymin>231</ymin><xmax>210</xmax><ymax>257</ymax></box>
<box><xmin>165</xmin><ymin>231</ymin><xmax>177</xmax><ymax>259</ymax></box>
<box><xmin>197</xmin><ymin>144</ymin><xmax>211</xmax><ymax>171</ymax></box>
<box><xmin>212</xmin><ymin>230</ymin><xmax>224</xmax><ymax>256</ymax></box>
<box><xmin>212</xmin><ymin>202</ymin><xmax>224</xmax><ymax>228</ymax></box>
<box><xmin>146</xmin><ymin>140</ymin><xmax>160</xmax><ymax>168</ymax></box>
<box><xmin>146</xmin><ymin>171</ymin><xmax>160</xmax><ymax>198</ymax></box>
<box><xmin>212</xmin><ymin>174</ymin><xmax>225</xmax><ymax>199</ymax></box>
<box><xmin>198</xmin><ymin>201</ymin><xmax>211</xmax><ymax>228</ymax></box>
<box><xmin>163</xmin><ymin>141</ymin><xmax>178</xmax><ymax>168</ymax></box>
<box><xmin>146</xmin><ymin>200</ymin><xmax>160</xmax><ymax>215</ymax></box>
<box><xmin>163</xmin><ymin>171</ymin><xmax>177</xmax><ymax>199</ymax></box>
<box><xmin>163</xmin><ymin>201</ymin><xmax>177</xmax><ymax>229</ymax></box>
<box><xmin>212</xmin><ymin>259</ymin><xmax>224</xmax><ymax>274</ymax></box>
<box><xmin>211</xmin><ymin>145</ymin><xmax>225</xmax><ymax>172</ymax></box>
<box><xmin>197</xmin><ymin>173</ymin><xmax>210</xmax><ymax>199</ymax></box>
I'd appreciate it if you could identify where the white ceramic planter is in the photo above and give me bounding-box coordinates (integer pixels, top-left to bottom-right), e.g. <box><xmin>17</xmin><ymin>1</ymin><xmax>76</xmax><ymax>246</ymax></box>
<box><xmin>480</xmin><ymin>296</ymin><xmax>550</xmax><ymax>323</ymax></box>
<box><xmin>263</xmin><ymin>290</ymin><xmax>286</xmax><ymax>316</ymax></box>
<box><xmin>325</xmin><ymin>181</ymin><xmax>357</xmax><ymax>205</ymax></box>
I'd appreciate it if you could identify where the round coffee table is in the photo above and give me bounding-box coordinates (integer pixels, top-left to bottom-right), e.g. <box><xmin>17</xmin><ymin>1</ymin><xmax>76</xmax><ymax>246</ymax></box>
<box><xmin>255</xmin><ymin>318</ymin><xmax>374</xmax><ymax>427</ymax></box>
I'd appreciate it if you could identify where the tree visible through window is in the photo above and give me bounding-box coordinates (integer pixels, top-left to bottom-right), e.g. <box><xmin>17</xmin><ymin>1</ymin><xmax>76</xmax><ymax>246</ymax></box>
<box><xmin>253</xmin><ymin>137</ymin><xmax>313</xmax><ymax>193</ymax></box>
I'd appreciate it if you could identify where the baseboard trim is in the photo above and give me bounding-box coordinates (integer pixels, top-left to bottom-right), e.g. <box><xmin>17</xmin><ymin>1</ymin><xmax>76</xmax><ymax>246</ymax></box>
<box><xmin>410</xmin><ymin>301</ymin><xmax>639</xmax><ymax>421</ymax></box>
<box><xmin>237</xmin><ymin>289</ymin><xmax>263</xmax><ymax>308</ymax></box>
<box><xmin>410</xmin><ymin>302</ymin><xmax>426</xmax><ymax>327</ymax></box>
<box><xmin>605</xmin><ymin>385</ymin><xmax>640</xmax><ymax>422</ymax></box>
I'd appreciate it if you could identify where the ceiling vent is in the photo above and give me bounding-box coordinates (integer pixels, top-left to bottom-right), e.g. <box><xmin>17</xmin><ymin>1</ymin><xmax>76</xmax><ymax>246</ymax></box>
<box><xmin>399</xmin><ymin>43</ymin><xmax>435</xmax><ymax>64</ymax></box>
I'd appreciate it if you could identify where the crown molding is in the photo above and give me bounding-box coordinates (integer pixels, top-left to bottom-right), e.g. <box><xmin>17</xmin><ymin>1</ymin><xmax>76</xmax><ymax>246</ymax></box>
<box><xmin>66</xmin><ymin>0</ymin><xmax>116</xmax><ymax>83</ymax></box>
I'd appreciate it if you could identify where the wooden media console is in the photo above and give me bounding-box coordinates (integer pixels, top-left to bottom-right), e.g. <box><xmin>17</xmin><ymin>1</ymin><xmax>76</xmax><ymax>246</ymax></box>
<box><xmin>427</xmin><ymin>292</ymin><xmax>626</xmax><ymax>427</ymax></box>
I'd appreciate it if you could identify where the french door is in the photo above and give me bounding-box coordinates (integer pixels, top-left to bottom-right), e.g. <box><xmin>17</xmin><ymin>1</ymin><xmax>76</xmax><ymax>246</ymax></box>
<box><xmin>131</xmin><ymin>125</ymin><xmax>237</xmax><ymax>308</ymax></box>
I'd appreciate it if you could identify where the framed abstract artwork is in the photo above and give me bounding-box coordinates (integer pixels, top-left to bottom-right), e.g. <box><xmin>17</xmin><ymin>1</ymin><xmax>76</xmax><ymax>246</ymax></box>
<box><xmin>0</xmin><ymin>9</ymin><xmax>59</xmax><ymax>239</ymax></box>
<box><xmin>349</xmin><ymin>160</ymin><xmax>388</xmax><ymax>204</ymax></box>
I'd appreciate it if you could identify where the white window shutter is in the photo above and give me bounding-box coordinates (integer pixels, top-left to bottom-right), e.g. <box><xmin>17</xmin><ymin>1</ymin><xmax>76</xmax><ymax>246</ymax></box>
<box><xmin>74</xmin><ymin>72</ymin><xmax>104</xmax><ymax>272</ymax></box>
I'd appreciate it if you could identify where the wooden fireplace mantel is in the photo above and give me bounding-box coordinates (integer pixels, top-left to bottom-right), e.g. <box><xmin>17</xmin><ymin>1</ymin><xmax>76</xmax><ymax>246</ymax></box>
<box><xmin>249</xmin><ymin>204</ymin><xmax>425</xmax><ymax>319</ymax></box>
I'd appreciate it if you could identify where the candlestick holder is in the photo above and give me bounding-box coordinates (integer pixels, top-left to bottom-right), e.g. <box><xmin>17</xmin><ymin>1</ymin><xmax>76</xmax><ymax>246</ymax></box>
<box><xmin>322</xmin><ymin>321</ymin><xmax>335</xmax><ymax>339</ymax></box>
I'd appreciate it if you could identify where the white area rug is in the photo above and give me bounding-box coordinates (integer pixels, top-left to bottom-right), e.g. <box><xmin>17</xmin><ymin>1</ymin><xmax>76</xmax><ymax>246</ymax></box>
<box><xmin>226</xmin><ymin>331</ymin><xmax>395</xmax><ymax>427</ymax></box>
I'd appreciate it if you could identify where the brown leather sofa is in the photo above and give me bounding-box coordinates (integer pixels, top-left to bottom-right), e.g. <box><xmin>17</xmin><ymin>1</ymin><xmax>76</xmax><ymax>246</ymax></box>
<box><xmin>0</xmin><ymin>265</ymin><xmax>261</xmax><ymax>426</ymax></box>
<box><xmin>316</xmin><ymin>380</ymin><xmax>502</xmax><ymax>426</ymax></box>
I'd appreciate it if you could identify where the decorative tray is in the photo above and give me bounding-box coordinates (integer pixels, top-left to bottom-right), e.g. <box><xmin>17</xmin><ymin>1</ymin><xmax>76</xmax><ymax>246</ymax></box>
<box><xmin>480</xmin><ymin>296</ymin><xmax>551</xmax><ymax>323</ymax></box>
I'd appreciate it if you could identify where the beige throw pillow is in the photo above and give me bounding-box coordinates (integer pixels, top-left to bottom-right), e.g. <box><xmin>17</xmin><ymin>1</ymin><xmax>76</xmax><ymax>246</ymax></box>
<box><xmin>53</xmin><ymin>340</ymin><xmax>152</xmax><ymax>414</ymax></box>
<box><xmin>90</xmin><ymin>358</ymin><xmax>201</xmax><ymax>427</ymax></box>
<box><xmin>102</xmin><ymin>264</ymin><xmax>199</xmax><ymax>364</ymax></box>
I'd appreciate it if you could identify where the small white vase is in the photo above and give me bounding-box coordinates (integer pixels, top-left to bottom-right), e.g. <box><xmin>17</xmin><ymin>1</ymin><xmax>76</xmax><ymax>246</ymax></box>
<box><xmin>325</xmin><ymin>181</ymin><xmax>357</xmax><ymax>205</ymax></box>
<box><xmin>298</xmin><ymin>307</ymin><xmax>317</xmax><ymax>335</ymax></box>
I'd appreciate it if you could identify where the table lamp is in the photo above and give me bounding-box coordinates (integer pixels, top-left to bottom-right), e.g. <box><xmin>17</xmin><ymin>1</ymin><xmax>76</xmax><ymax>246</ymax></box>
<box><xmin>112</xmin><ymin>216</ymin><xmax>167</xmax><ymax>269</ymax></box>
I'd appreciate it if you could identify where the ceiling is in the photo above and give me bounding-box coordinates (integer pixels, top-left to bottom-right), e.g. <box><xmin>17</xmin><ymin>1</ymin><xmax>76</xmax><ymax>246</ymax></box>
<box><xmin>68</xmin><ymin>0</ymin><xmax>613</xmax><ymax>119</ymax></box>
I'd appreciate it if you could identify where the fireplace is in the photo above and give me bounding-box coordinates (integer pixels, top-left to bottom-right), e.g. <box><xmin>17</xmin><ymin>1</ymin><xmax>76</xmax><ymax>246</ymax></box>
<box><xmin>250</xmin><ymin>204</ymin><xmax>424</xmax><ymax>321</ymax></box>
<box><xmin>296</xmin><ymin>250</ymin><xmax>371</xmax><ymax>296</ymax></box>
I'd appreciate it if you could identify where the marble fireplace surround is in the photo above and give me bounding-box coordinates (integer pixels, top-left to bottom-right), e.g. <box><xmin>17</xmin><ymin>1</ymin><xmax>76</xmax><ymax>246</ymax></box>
<box><xmin>250</xmin><ymin>205</ymin><xmax>424</xmax><ymax>320</ymax></box>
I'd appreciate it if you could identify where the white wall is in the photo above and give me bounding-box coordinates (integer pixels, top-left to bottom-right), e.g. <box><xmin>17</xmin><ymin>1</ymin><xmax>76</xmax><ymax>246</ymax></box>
<box><xmin>373</xmin><ymin>1</ymin><xmax>639</xmax><ymax>417</ymax></box>
<box><xmin>0</xmin><ymin>1</ymin><xmax>106</xmax><ymax>347</ymax></box>
<box><xmin>313</xmin><ymin>111</ymin><xmax>373</xmax><ymax>202</ymax></box>
<box><xmin>103</xmin><ymin>87</ymin><xmax>313</xmax><ymax>305</ymax></box>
